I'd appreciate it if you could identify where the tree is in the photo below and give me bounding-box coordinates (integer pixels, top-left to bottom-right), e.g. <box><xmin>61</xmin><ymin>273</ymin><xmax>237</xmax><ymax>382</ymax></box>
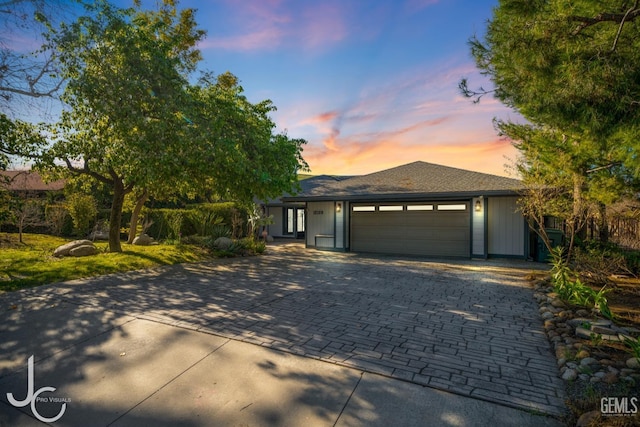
<box><xmin>462</xmin><ymin>0</ymin><xmax>640</xmax><ymax>256</ymax></box>
<box><xmin>40</xmin><ymin>0</ymin><xmax>205</xmax><ymax>252</ymax></box>
<box><xmin>7</xmin><ymin>196</ymin><xmax>44</xmax><ymax>243</ymax></box>
<box><xmin>39</xmin><ymin>0</ymin><xmax>307</xmax><ymax>252</ymax></box>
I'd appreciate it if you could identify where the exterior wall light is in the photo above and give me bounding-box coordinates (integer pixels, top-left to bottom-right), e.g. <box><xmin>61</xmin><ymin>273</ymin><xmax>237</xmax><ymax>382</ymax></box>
<box><xmin>336</xmin><ymin>202</ymin><xmax>342</xmax><ymax>213</ymax></box>
<box><xmin>475</xmin><ymin>199</ymin><xmax>482</xmax><ymax>212</ymax></box>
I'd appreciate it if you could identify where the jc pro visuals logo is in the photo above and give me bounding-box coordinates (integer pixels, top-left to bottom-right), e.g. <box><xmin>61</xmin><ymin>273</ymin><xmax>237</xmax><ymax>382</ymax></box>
<box><xmin>601</xmin><ymin>397</ymin><xmax>638</xmax><ymax>417</ymax></box>
<box><xmin>6</xmin><ymin>355</ymin><xmax>70</xmax><ymax>423</ymax></box>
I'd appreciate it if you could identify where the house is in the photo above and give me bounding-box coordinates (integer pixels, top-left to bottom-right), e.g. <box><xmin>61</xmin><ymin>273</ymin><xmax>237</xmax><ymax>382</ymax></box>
<box><xmin>264</xmin><ymin>174</ymin><xmax>353</xmax><ymax>239</ymax></box>
<box><xmin>1</xmin><ymin>170</ymin><xmax>65</xmax><ymax>197</ymax></box>
<box><xmin>271</xmin><ymin>161</ymin><xmax>529</xmax><ymax>259</ymax></box>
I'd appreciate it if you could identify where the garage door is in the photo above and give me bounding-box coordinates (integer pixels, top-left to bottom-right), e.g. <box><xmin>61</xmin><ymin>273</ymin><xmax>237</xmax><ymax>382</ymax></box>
<box><xmin>350</xmin><ymin>202</ymin><xmax>470</xmax><ymax>257</ymax></box>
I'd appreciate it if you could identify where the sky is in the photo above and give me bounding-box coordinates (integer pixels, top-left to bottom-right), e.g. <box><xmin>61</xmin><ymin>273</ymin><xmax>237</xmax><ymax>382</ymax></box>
<box><xmin>6</xmin><ymin>0</ymin><xmax>522</xmax><ymax>178</ymax></box>
<box><xmin>180</xmin><ymin>0</ymin><xmax>521</xmax><ymax>177</ymax></box>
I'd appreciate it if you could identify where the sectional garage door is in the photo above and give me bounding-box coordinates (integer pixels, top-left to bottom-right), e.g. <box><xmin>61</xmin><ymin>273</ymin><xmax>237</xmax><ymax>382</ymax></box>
<box><xmin>350</xmin><ymin>202</ymin><xmax>471</xmax><ymax>257</ymax></box>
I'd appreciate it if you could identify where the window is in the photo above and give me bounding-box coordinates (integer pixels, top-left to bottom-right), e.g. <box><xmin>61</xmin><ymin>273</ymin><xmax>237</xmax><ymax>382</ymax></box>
<box><xmin>353</xmin><ymin>206</ymin><xmax>376</xmax><ymax>212</ymax></box>
<box><xmin>285</xmin><ymin>208</ymin><xmax>294</xmax><ymax>234</ymax></box>
<box><xmin>437</xmin><ymin>204</ymin><xmax>467</xmax><ymax>211</ymax></box>
<box><xmin>406</xmin><ymin>205</ymin><xmax>434</xmax><ymax>211</ymax></box>
<box><xmin>379</xmin><ymin>205</ymin><xmax>403</xmax><ymax>211</ymax></box>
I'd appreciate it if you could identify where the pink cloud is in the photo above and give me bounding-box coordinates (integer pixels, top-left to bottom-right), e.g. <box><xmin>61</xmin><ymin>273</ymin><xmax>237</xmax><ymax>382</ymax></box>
<box><xmin>201</xmin><ymin>0</ymin><xmax>350</xmax><ymax>52</ymax></box>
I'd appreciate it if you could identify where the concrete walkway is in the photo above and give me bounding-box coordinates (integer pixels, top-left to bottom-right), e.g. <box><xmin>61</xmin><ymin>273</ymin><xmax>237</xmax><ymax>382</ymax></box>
<box><xmin>0</xmin><ymin>243</ymin><xmax>566</xmax><ymax>426</ymax></box>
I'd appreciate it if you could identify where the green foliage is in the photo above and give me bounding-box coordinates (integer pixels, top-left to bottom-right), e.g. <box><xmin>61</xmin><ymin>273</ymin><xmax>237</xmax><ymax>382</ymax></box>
<box><xmin>65</xmin><ymin>193</ymin><xmax>98</xmax><ymax>236</ymax></box>
<box><xmin>466</xmin><ymin>2</ymin><xmax>640</xmax><ymax>256</ymax></box>
<box><xmin>623</xmin><ymin>337</ymin><xmax>640</xmax><ymax>362</ymax></box>
<box><xmin>549</xmin><ymin>247</ymin><xmax>613</xmax><ymax>319</ymax></box>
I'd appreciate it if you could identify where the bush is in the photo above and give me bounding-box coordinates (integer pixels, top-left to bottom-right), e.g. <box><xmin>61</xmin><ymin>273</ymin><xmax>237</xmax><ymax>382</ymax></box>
<box><xmin>66</xmin><ymin>193</ymin><xmax>97</xmax><ymax>237</ymax></box>
<box><xmin>550</xmin><ymin>247</ymin><xmax>613</xmax><ymax>319</ymax></box>
<box><xmin>145</xmin><ymin>203</ymin><xmax>250</xmax><ymax>240</ymax></box>
<box><xmin>45</xmin><ymin>203</ymin><xmax>73</xmax><ymax>236</ymax></box>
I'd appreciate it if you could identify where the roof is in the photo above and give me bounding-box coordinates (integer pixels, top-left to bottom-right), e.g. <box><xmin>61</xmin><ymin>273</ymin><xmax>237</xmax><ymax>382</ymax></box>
<box><xmin>261</xmin><ymin>174</ymin><xmax>354</xmax><ymax>205</ymax></box>
<box><xmin>0</xmin><ymin>170</ymin><xmax>66</xmax><ymax>192</ymax></box>
<box><xmin>283</xmin><ymin>161</ymin><xmax>523</xmax><ymax>202</ymax></box>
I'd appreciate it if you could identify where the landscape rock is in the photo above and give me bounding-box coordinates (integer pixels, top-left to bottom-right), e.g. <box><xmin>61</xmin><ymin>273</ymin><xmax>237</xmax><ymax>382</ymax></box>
<box><xmin>602</xmin><ymin>372</ymin><xmax>618</xmax><ymax>384</ymax></box>
<box><xmin>213</xmin><ymin>237</ymin><xmax>233</xmax><ymax>250</ymax></box>
<box><xmin>265</xmin><ymin>235</ymin><xmax>274</xmax><ymax>243</ymax></box>
<box><xmin>132</xmin><ymin>233</ymin><xmax>155</xmax><ymax>246</ymax></box>
<box><xmin>626</xmin><ymin>358</ymin><xmax>640</xmax><ymax>369</ymax></box>
<box><xmin>576</xmin><ymin>410</ymin><xmax>600</xmax><ymax>427</ymax></box>
<box><xmin>53</xmin><ymin>239</ymin><xmax>94</xmax><ymax>257</ymax></box>
<box><xmin>580</xmin><ymin>357</ymin><xmax>598</xmax><ymax>366</ymax></box>
<box><xmin>562</xmin><ymin>369</ymin><xmax>578</xmax><ymax>381</ymax></box>
<box><xmin>69</xmin><ymin>244</ymin><xmax>98</xmax><ymax>257</ymax></box>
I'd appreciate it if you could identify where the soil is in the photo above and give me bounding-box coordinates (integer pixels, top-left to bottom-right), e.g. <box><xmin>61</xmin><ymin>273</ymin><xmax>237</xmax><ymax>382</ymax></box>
<box><xmin>553</xmin><ymin>276</ymin><xmax>640</xmax><ymax>426</ymax></box>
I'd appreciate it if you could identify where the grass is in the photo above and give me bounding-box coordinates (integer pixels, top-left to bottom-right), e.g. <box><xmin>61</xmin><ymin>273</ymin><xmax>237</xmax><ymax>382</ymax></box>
<box><xmin>0</xmin><ymin>233</ymin><xmax>210</xmax><ymax>293</ymax></box>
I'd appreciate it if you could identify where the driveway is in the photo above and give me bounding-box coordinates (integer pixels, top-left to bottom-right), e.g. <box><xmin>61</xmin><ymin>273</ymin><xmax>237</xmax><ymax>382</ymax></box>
<box><xmin>0</xmin><ymin>242</ymin><xmax>566</xmax><ymax>422</ymax></box>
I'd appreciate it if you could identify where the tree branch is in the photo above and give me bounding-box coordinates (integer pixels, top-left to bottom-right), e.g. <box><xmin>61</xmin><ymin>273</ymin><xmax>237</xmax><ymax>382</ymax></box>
<box><xmin>63</xmin><ymin>157</ymin><xmax>113</xmax><ymax>185</ymax></box>
<box><xmin>612</xmin><ymin>0</ymin><xmax>639</xmax><ymax>51</ymax></box>
<box><xmin>571</xmin><ymin>5</ymin><xmax>640</xmax><ymax>35</ymax></box>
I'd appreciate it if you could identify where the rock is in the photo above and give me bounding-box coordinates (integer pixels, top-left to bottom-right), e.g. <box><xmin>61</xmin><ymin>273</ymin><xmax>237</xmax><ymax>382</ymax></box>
<box><xmin>550</xmin><ymin>299</ymin><xmax>565</xmax><ymax>308</ymax></box>
<box><xmin>53</xmin><ymin>239</ymin><xmax>94</xmax><ymax>257</ymax></box>
<box><xmin>590</xmin><ymin>376</ymin><xmax>600</xmax><ymax>383</ymax></box>
<box><xmin>213</xmin><ymin>237</ymin><xmax>233</xmax><ymax>250</ymax></box>
<box><xmin>132</xmin><ymin>233</ymin><xmax>155</xmax><ymax>246</ymax></box>
<box><xmin>576</xmin><ymin>350</ymin><xmax>590</xmax><ymax>359</ymax></box>
<box><xmin>265</xmin><ymin>235</ymin><xmax>274</xmax><ymax>243</ymax></box>
<box><xmin>541</xmin><ymin>311</ymin><xmax>554</xmax><ymax>320</ymax></box>
<box><xmin>578</xmin><ymin>373</ymin><xmax>590</xmax><ymax>381</ymax></box>
<box><xmin>69</xmin><ymin>244</ymin><xmax>98</xmax><ymax>257</ymax></box>
<box><xmin>576</xmin><ymin>410</ymin><xmax>601</xmax><ymax>427</ymax></box>
<box><xmin>566</xmin><ymin>318</ymin><xmax>594</xmax><ymax>328</ymax></box>
<box><xmin>602</xmin><ymin>372</ymin><xmax>618</xmax><ymax>384</ymax></box>
<box><xmin>594</xmin><ymin>371</ymin><xmax>607</xmax><ymax>378</ymax></box>
<box><xmin>88</xmin><ymin>230</ymin><xmax>109</xmax><ymax>240</ymax></box>
<box><xmin>626</xmin><ymin>358</ymin><xmax>640</xmax><ymax>369</ymax></box>
<box><xmin>544</xmin><ymin>319</ymin><xmax>555</xmax><ymax>330</ymax></box>
<box><xmin>575</xmin><ymin>326</ymin><xmax>592</xmax><ymax>340</ymax></box>
<box><xmin>580</xmin><ymin>357</ymin><xmax>598</xmax><ymax>366</ymax></box>
<box><xmin>562</xmin><ymin>369</ymin><xmax>578</xmax><ymax>381</ymax></box>
<box><xmin>575</xmin><ymin>309</ymin><xmax>590</xmax><ymax>317</ymax></box>
<box><xmin>567</xmin><ymin>362</ymin><xmax>579</xmax><ymax>370</ymax></box>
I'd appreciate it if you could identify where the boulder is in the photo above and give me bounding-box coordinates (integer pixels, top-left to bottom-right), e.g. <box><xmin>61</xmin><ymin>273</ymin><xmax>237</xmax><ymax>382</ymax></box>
<box><xmin>88</xmin><ymin>230</ymin><xmax>109</xmax><ymax>240</ymax></box>
<box><xmin>265</xmin><ymin>235</ymin><xmax>274</xmax><ymax>243</ymax></box>
<box><xmin>213</xmin><ymin>237</ymin><xmax>233</xmax><ymax>250</ymax></box>
<box><xmin>69</xmin><ymin>244</ymin><xmax>98</xmax><ymax>257</ymax></box>
<box><xmin>626</xmin><ymin>358</ymin><xmax>640</xmax><ymax>369</ymax></box>
<box><xmin>132</xmin><ymin>234</ymin><xmax>155</xmax><ymax>246</ymax></box>
<box><xmin>53</xmin><ymin>239</ymin><xmax>94</xmax><ymax>257</ymax></box>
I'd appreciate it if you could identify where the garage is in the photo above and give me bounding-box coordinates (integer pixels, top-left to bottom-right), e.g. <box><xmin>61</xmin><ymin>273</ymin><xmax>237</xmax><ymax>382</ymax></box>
<box><xmin>350</xmin><ymin>202</ymin><xmax>471</xmax><ymax>257</ymax></box>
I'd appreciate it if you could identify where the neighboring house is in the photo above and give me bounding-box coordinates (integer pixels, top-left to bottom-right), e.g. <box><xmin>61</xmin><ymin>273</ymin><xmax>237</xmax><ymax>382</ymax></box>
<box><xmin>1</xmin><ymin>170</ymin><xmax>65</xmax><ymax>198</ymax></box>
<box><xmin>274</xmin><ymin>161</ymin><xmax>529</xmax><ymax>259</ymax></box>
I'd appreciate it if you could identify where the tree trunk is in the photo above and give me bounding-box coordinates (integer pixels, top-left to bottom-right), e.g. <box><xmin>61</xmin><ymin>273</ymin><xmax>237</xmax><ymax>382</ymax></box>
<box><xmin>108</xmin><ymin>178</ymin><xmax>126</xmax><ymax>253</ymax></box>
<box><xmin>598</xmin><ymin>202</ymin><xmax>609</xmax><ymax>243</ymax></box>
<box><xmin>127</xmin><ymin>189</ymin><xmax>149</xmax><ymax>244</ymax></box>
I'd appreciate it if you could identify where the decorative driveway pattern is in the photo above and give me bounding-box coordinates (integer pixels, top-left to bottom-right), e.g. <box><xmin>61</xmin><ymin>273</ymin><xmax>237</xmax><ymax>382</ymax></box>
<box><xmin>2</xmin><ymin>243</ymin><xmax>566</xmax><ymax>416</ymax></box>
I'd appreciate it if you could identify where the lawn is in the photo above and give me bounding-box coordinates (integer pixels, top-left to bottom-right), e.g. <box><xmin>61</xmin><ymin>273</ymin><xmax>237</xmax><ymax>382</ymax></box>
<box><xmin>0</xmin><ymin>233</ymin><xmax>210</xmax><ymax>293</ymax></box>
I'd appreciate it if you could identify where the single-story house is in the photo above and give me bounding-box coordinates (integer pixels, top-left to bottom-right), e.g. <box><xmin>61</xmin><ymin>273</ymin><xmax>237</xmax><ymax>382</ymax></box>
<box><xmin>1</xmin><ymin>170</ymin><xmax>65</xmax><ymax>197</ymax></box>
<box><xmin>266</xmin><ymin>161</ymin><xmax>530</xmax><ymax>259</ymax></box>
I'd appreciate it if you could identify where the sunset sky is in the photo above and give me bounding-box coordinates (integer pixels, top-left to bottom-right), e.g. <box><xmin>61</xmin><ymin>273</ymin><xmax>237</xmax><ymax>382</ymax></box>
<box><xmin>182</xmin><ymin>0</ymin><xmax>521</xmax><ymax>177</ymax></box>
<box><xmin>10</xmin><ymin>0</ymin><xmax>522</xmax><ymax>177</ymax></box>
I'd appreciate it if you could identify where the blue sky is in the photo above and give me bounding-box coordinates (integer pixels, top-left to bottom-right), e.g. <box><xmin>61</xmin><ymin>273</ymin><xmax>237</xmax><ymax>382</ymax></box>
<box><xmin>179</xmin><ymin>0</ymin><xmax>520</xmax><ymax>176</ymax></box>
<box><xmin>8</xmin><ymin>0</ymin><xmax>521</xmax><ymax>177</ymax></box>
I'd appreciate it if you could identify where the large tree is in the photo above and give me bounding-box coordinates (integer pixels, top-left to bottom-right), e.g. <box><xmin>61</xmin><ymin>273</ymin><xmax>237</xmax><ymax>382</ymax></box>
<box><xmin>462</xmin><ymin>1</ymin><xmax>640</xmax><ymax>253</ymax></box>
<box><xmin>38</xmin><ymin>0</ymin><xmax>307</xmax><ymax>252</ymax></box>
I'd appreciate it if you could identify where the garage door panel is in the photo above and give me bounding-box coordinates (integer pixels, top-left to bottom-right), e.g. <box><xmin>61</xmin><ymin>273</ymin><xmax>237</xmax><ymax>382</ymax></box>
<box><xmin>351</xmin><ymin>203</ymin><xmax>470</xmax><ymax>257</ymax></box>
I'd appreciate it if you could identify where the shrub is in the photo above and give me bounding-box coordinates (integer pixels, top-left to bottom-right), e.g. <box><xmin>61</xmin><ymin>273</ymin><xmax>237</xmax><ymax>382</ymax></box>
<box><xmin>66</xmin><ymin>193</ymin><xmax>97</xmax><ymax>236</ymax></box>
<box><xmin>549</xmin><ymin>247</ymin><xmax>613</xmax><ymax>319</ymax></box>
<box><xmin>45</xmin><ymin>203</ymin><xmax>73</xmax><ymax>236</ymax></box>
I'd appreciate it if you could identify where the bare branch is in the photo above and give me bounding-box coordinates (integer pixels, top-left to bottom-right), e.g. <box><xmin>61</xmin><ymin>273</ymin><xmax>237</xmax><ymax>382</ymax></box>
<box><xmin>571</xmin><ymin>6</ymin><xmax>640</xmax><ymax>35</ymax></box>
<box><xmin>612</xmin><ymin>0</ymin><xmax>639</xmax><ymax>51</ymax></box>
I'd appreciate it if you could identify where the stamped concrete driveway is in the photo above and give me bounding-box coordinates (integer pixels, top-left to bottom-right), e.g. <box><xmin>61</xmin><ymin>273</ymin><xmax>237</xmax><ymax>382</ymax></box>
<box><xmin>2</xmin><ymin>242</ymin><xmax>566</xmax><ymax>417</ymax></box>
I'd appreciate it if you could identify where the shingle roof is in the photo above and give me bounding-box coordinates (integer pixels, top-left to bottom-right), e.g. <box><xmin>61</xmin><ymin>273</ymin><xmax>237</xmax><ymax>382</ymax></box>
<box><xmin>1</xmin><ymin>170</ymin><xmax>65</xmax><ymax>192</ymax></box>
<box><xmin>283</xmin><ymin>161</ymin><xmax>523</xmax><ymax>201</ymax></box>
